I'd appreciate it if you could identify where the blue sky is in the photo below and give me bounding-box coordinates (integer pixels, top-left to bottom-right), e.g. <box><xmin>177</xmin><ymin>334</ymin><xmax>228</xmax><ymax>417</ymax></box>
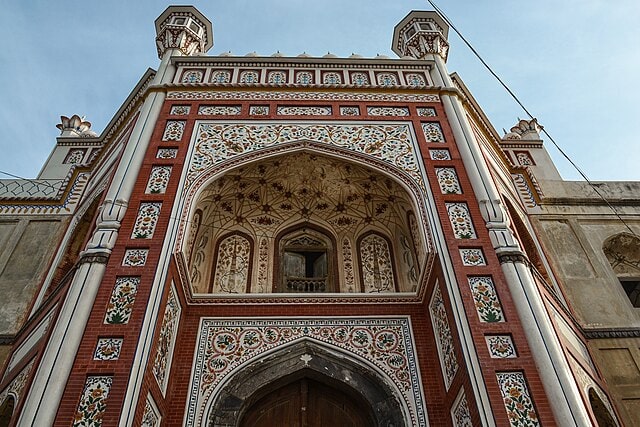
<box><xmin>1</xmin><ymin>0</ymin><xmax>638</xmax><ymax>180</ymax></box>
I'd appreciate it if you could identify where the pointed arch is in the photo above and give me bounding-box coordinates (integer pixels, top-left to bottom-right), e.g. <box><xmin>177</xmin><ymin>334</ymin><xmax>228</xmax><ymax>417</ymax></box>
<box><xmin>603</xmin><ymin>232</ymin><xmax>640</xmax><ymax>307</ymax></box>
<box><xmin>205</xmin><ymin>339</ymin><xmax>408</xmax><ymax>427</ymax></box>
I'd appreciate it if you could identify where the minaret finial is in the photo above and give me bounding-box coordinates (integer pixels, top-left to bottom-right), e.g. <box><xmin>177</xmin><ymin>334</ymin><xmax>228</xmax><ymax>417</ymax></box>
<box><xmin>154</xmin><ymin>6</ymin><xmax>213</xmax><ymax>58</ymax></box>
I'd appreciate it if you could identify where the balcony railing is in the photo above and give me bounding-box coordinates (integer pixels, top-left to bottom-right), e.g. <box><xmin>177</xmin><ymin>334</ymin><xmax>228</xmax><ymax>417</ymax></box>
<box><xmin>286</xmin><ymin>277</ymin><xmax>326</xmax><ymax>292</ymax></box>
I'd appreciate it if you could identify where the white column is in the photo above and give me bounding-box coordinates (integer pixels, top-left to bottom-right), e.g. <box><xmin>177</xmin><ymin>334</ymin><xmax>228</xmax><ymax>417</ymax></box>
<box><xmin>429</xmin><ymin>54</ymin><xmax>591</xmax><ymax>426</ymax></box>
<box><xmin>16</xmin><ymin>50</ymin><xmax>177</xmax><ymax>427</ymax></box>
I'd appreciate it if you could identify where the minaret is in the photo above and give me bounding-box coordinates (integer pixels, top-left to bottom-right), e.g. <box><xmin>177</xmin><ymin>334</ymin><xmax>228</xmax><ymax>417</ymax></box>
<box><xmin>16</xmin><ymin>7</ymin><xmax>212</xmax><ymax>427</ymax></box>
<box><xmin>393</xmin><ymin>10</ymin><xmax>592</xmax><ymax>426</ymax></box>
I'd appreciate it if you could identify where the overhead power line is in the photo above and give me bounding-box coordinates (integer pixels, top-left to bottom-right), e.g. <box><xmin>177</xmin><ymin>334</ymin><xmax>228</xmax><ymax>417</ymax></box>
<box><xmin>426</xmin><ymin>0</ymin><xmax>639</xmax><ymax>238</ymax></box>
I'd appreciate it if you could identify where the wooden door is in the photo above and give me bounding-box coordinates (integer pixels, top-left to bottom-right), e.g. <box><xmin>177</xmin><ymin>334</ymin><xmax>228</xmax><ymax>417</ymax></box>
<box><xmin>240</xmin><ymin>378</ymin><xmax>373</xmax><ymax>427</ymax></box>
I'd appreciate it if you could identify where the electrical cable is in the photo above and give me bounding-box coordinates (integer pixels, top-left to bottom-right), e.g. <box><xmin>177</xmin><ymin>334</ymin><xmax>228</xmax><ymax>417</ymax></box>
<box><xmin>426</xmin><ymin>0</ymin><xmax>639</xmax><ymax>239</ymax></box>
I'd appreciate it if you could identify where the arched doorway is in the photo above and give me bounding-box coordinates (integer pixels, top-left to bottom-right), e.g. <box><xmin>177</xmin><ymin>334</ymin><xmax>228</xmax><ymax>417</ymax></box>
<box><xmin>206</xmin><ymin>340</ymin><xmax>408</xmax><ymax>426</ymax></box>
<box><xmin>588</xmin><ymin>388</ymin><xmax>618</xmax><ymax>427</ymax></box>
<box><xmin>240</xmin><ymin>375</ymin><xmax>375</xmax><ymax>427</ymax></box>
<box><xmin>0</xmin><ymin>396</ymin><xmax>15</xmax><ymax>427</ymax></box>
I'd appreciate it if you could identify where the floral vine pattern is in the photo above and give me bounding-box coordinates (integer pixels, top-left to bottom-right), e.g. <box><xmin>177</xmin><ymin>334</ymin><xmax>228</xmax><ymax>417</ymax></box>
<box><xmin>342</xmin><ymin>238</ymin><xmax>356</xmax><ymax>292</ymax></box>
<box><xmin>249</xmin><ymin>105</ymin><xmax>269</xmax><ymax>115</ymax></box>
<box><xmin>198</xmin><ymin>105</ymin><xmax>241</xmax><ymax>116</ymax></box>
<box><xmin>429</xmin><ymin>149</ymin><xmax>451</xmax><ymax>160</ymax></box>
<box><xmin>104</xmin><ymin>277</ymin><xmax>139</xmax><ymax>324</ymax></box>
<box><xmin>170</xmin><ymin>105</ymin><xmax>190</xmax><ymax>115</ymax></box>
<box><xmin>445</xmin><ymin>203</ymin><xmax>477</xmax><ymax>239</ymax></box>
<box><xmin>421</xmin><ymin>122</ymin><xmax>445</xmax><ymax>143</ymax></box>
<box><xmin>429</xmin><ymin>283</ymin><xmax>458</xmax><ymax>389</ymax></box>
<box><xmin>162</xmin><ymin>121</ymin><xmax>186</xmax><ymax>141</ymax></box>
<box><xmin>93</xmin><ymin>338</ymin><xmax>123</xmax><ymax>361</ymax></box>
<box><xmin>122</xmin><ymin>248</ymin><xmax>149</xmax><ymax>267</ymax></box>
<box><xmin>435</xmin><ymin>168</ymin><xmax>462</xmax><ymax>194</ymax></box>
<box><xmin>187</xmin><ymin>317</ymin><xmax>425</xmax><ymax>427</ymax></box>
<box><xmin>156</xmin><ymin>148</ymin><xmax>178</xmax><ymax>159</ymax></box>
<box><xmin>367</xmin><ymin>107</ymin><xmax>410</xmax><ymax>116</ymax></box>
<box><xmin>131</xmin><ymin>202</ymin><xmax>162</xmax><ymax>239</ymax></box>
<box><xmin>452</xmin><ymin>390</ymin><xmax>473</xmax><ymax>427</ymax></box>
<box><xmin>186</xmin><ymin>123</ymin><xmax>423</xmax><ymax>191</ymax></box>
<box><xmin>72</xmin><ymin>376</ymin><xmax>112</xmax><ymax>427</ymax></box>
<box><xmin>212</xmin><ymin>234</ymin><xmax>251</xmax><ymax>293</ymax></box>
<box><xmin>276</xmin><ymin>106</ymin><xmax>332</xmax><ymax>116</ymax></box>
<box><xmin>459</xmin><ymin>248</ymin><xmax>486</xmax><ymax>266</ymax></box>
<box><xmin>145</xmin><ymin>166</ymin><xmax>172</xmax><ymax>194</ymax></box>
<box><xmin>339</xmin><ymin>106</ymin><xmax>360</xmax><ymax>116</ymax></box>
<box><xmin>416</xmin><ymin>107</ymin><xmax>436</xmax><ymax>117</ymax></box>
<box><xmin>141</xmin><ymin>396</ymin><xmax>160</xmax><ymax>427</ymax></box>
<box><xmin>468</xmin><ymin>276</ymin><xmax>505</xmax><ymax>323</ymax></box>
<box><xmin>256</xmin><ymin>237</ymin><xmax>269</xmax><ymax>292</ymax></box>
<box><xmin>486</xmin><ymin>335</ymin><xmax>517</xmax><ymax>358</ymax></box>
<box><xmin>153</xmin><ymin>283</ymin><xmax>182</xmax><ymax>394</ymax></box>
<box><xmin>496</xmin><ymin>372</ymin><xmax>540</xmax><ymax>426</ymax></box>
<box><xmin>359</xmin><ymin>234</ymin><xmax>395</xmax><ymax>292</ymax></box>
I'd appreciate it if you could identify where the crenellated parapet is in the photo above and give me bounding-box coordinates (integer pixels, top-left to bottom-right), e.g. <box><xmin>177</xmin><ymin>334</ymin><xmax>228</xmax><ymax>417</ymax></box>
<box><xmin>154</xmin><ymin>6</ymin><xmax>213</xmax><ymax>58</ymax></box>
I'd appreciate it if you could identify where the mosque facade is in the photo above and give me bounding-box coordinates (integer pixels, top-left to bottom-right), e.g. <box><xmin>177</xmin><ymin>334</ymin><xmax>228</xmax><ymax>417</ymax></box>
<box><xmin>0</xmin><ymin>5</ymin><xmax>638</xmax><ymax>426</ymax></box>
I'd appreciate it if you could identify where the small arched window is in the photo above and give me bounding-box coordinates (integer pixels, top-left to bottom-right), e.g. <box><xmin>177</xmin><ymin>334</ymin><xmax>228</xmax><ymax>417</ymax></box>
<box><xmin>277</xmin><ymin>227</ymin><xmax>334</xmax><ymax>293</ymax></box>
<box><xmin>603</xmin><ymin>233</ymin><xmax>640</xmax><ymax>307</ymax></box>
<box><xmin>358</xmin><ymin>232</ymin><xmax>397</xmax><ymax>293</ymax></box>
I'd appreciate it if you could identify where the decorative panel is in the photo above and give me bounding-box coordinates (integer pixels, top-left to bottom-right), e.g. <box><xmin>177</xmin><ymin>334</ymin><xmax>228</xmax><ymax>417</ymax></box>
<box><xmin>239</xmin><ymin>70</ymin><xmax>259</xmax><ymax>83</ymax></box>
<box><xmin>276</xmin><ymin>106</ymin><xmax>332</xmax><ymax>116</ymax></box>
<box><xmin>131</xmin><ymin>202</ymin><xmax>162</xmax><ymax>239</ymax></box>
<box><xmin>295</xmin><ymin>71</ymin><xmax>313</xmax><ymax>84</ymax></box>
<box><xmin>122</xmin><ymin>248</ymin><xmax>149</xmax><ymax>267</ymax></box>
<box><xmin>186</xmin><ymin>123</ymin><xmax>424</xmax><ymax>191</ymax></box>
<box><xmin>162</xmin><ymin>120</ymin><xmax>186</xmax><ymax>141</ymax></box>
<box><xmin>445</xmin><ymin>203</ymin><xmax>477</xmax><ymax>239</ymax></box>
<box><xmin>516</xmin><ymin>152</ymin><xmax>534</xmax><ymax>166</ymax></box>
<box><xmin>435</xmin><ymin>167</ymin><xmax>462</xmax><ymax>194</ymax></box>
<box><xmin>93</xmin><ymin>338</ymin><xmax>123</xmax><ymax>361</ymax></box>
<box><xmin>210</xmin><ymin>70</ymin><xmax>231</xmax><ymax>84</ymax></box>
<box><xmin>322</xmin><ymin>72</ymin><xmax>342</xmax><ymax>84</ymax></box>
<box><xmin>417</xmin><ymin>107</ymin><xmax>437</xmax><ymax>117</ymax></box>
<box><xmin>156</xmin><ymin>148</ymin><xmax>178</xmax><ymax>159</ymax></box>
<box><xmin>212</xmin><ymin>234</ymin><xmax>252</xmax><ymax>293</ymax></box>
<box><xmin>72</xmin><ymin>376</ymin><xmax>112</xmax><ymax>427</ymax></box>
<box><xmin>459</xmin><ymin>248</ymin><xmax>486</xmax><ymax>266</ymax></box>
<box><xmin>153</xmin><ymin>283</ymin><xmax>182</xmax><ymax>394</ymax></box>
<box><xmin>267</xmin><ymin>71</ymin><xmax>287</xmax><ymax>84</ymax></box>
<box><xmin>187</xmin><ymin>317</ymin><xmax>426</xmax><ymax>427</ymax></box>
<box><xmin>496</xmin><ymin>372</ymin><xmax>540</xmax><ymax>426</ymax></box>
<box><xmin>468</xmin><ymin>276</ymin><xmax>505</xmax><ymax>323</ymax></box>
<box><xmin>249</xmin><ymin>105</ymin><xmax>269</xmax><ymax>115</ymax></box>
<box><xmin>429</xmin><ymin>149</ymin><xmax>451</xmax><ymax>160</ymax></box>
<box><xmin>170</xmin><ymin>105</ymin><xmax>190</xmax><ymax>115</ymax></box>
<box><xmin>198</xmin><ymin>105</ymin><xmax>241</xmax><ymax>115</ymax></box>
<box><xmin>367</xmin><ymin>106</ymin><xmax>410</xmax><ymax>116</ymax></box>
<box><xmin>350</xmin><ymin>72</ymin><xmax>369</xmax><ymax>86</ymax></box>
<box><xmin>359</xmin><ymin>234</ymin><xmax>395</xmax><ymax>293</ymax></box>
<box><xmin>145</xmin><ymin>166</ymin><xmax>172</xmax><ymax>194</ymax></box>
<box><xmin>104</xmin><ymin>277</ymin><xmax>140</xmax><ymax>324</ymax></box>
<box><xmin>256</xmin><ymin>237</ymin><xmax>269</xmax><ymax>293</ymax></box>
<box><xmin>485</xmin><ymin>335</ymin><xmax>517</xmax><ymax>358</ymax></box>
<box><xmin>376</xmin><ymin>72</ymin><xmax>398</xmax><ymax>86</ymax></box>
<box><xmin>167</xmin><ymin>90</ymin><xmax>439</xmax><ymax>103</ymax></box>
<box><xmin>408</xmin><ymin>213</ymin><xmax>426</xmax><ymax>266</ymax></box>
<box><xmin>64</xmin><ymin>148</ymin><xmax>86</xmax><ymax>164</ymax></box>
<box><xmin>405</xmin><ymin>73</ymin><xmax>427</xmax><ymax>87</ymax></box>
<box><xmin>181</xmin><ymin>70</ymin><xmax>204</xmax><ymax>83</ymax></box>
<box><xmin>429</xmin><ymin>283</ymin><xmax>459</xmax><ymax>389</ymax></box>
<box><xmin>421</xmin><ymin>122</ymin><xmax>445</xmax><ymax>143</ymax></box>
<box><xmin>451</xmin><ymin>390</ymin><xmax>473</xmax><ymax>427</ymax></box>
<box><xmin>342</xmin><ymin>238</ymin><xmax>356</xmax><ymax>293</ymax></box>
<box><xmin>141</xmin><ymin>395</ymin><xmax>161</xmax><ymax>427</ymax></box>
<box><xmin>339</xmin><ymin>106</ymin><xmax>360</xmax><ymax>116</ymax></box>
